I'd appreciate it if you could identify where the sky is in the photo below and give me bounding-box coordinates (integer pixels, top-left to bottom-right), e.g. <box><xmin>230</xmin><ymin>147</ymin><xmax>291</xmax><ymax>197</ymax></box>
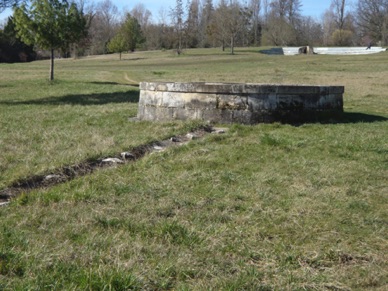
<box><xmin>117</xmin><ymin>0</ymin><xmax>333</xmax><ymax>21</ymax></box>
<box><xmin>1</xmin><ymin>0</ymin><xmax>334</xmax><ymax>25</ymax></box>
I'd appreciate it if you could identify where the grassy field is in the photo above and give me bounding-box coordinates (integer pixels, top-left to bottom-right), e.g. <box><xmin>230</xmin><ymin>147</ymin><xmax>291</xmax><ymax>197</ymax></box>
<box><xmin>0</xmin><ymin>48</ymin><xmax>387</xmax><ymax>289</ymax></box>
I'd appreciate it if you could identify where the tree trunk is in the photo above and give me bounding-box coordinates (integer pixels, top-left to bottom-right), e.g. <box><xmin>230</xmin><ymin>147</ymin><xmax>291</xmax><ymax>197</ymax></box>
<box><xmin>177</xmin><ymin>32</ymin><xmax>182</xmax><ymax>55</ymax></box>
<box><xmin>72</xmin><ymin>43</ymin><xmax>78</xmax><ymax>59</ymax></box>
<box><xmin>50</xmin><ymin>48</ymin><xmax>54</xmax><ymax>81</ymax></box>
<box><xmin>231</xmin><ymin>36</ymin><xmax>234</xmax><ymax>55</ymax></box>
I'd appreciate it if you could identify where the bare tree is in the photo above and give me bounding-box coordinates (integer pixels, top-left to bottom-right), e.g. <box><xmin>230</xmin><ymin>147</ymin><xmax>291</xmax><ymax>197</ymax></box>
<box><xmin>249</xmin><ymin>0</ymin><xmax>262</xmax><ymax>45</ymax></box>
<box><xmin>263</xmin><ymin>0</ymin><xmax>302</xmax><ymax>45</ymax></box>
<box><xmin>322</xmin><ymin>9</ymin><xmax>336</xmax><ymax>45</ymax></box>
<box><xmin>357</xmin><ymin>0</ymin><xmax>388</xmax><ymax>45</ymax></box>
<box><xmin>270</xmin><ymin>0</ymin><xmax>287</xmax><ymax>18</ymax></box>
<box><xmin>87</xmin><ymin>0</ymin><xmax>119</xmax><ymax>55</ymax></box>
<box><xmin>287</xmin><ymin>0</ymin><xmax>302</xmax><ymax>24</ymax></box>
<box><xmin>131</xmin><ymin>3</ymin><xmax>152</xmax><ymax>50</ymax></box>
<box><xmin>185</xmin><ymin>0</ymin><xmax>200</xmax><ymax>48</ymax></box>
<box><xmin>268</xmin><ymin>0</ymin><xmax>302</xmax><ymax>24</ymax></box>
<box><xmin>265</xmin><ymin>13</ymin><xmax>295</xmax><ymax>45</ymax></box>
<box><xmin>262</xmin><ymin>0</ymin><xmax>270</xmax><ymax>23</ymax></box>
<box><xmin>214</xmin><ymin>0</ymin><xmax>250</xmax><ymax>54</ymax></box>
<box><xmin>158</xmin><ymin>6</ymin><xmax>169</xmax><ymax>25</ymax></box>
<box><xmin>332</xmin><ymin>0</ymin><xmax>346</xmax><ymax>30</ymax></box>
<box><xmin>324</xmin><ymin>0</ymin><xmax>356</xmax><ymax>45</ymax></box>
<box><xmin>170</xmin><ymin>0</ymin><xmax>185</xmax><ymax>54</ymax></box>
<box><xmin>199</xmin><ymin>0</ymin><xmax>215</xmax><ymax>47</ymax></box>
<box><xmin>131</xmin><ymin>3</ymin><xmax>152</xmax><ymax>29</ymax></box>
<box><xmin>298</xmin><ymin>16</ymin><xmax>324</xmax><ymax>46</ymax></box>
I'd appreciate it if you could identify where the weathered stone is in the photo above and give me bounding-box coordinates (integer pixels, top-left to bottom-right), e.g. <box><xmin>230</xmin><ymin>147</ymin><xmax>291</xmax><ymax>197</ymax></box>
<box><xmin>121</xmin><ymin>152</ymin><xmax>135</xmax><ymax>159</ymax></box>
<box><xmin>153</xmin><ymin>146</ymin><xmax>164</xmax><ymax>151</ymax></box>
<box><xmin>170</xmin><ymin>137</ymin><xmax>180</xmax><ymax>142</ymax></box>
<box><xmin>102</xmin><ymin>158</ymin><xmax>124</xmax><ymax>164</ymax></box>
<box><xmin>44</xmin><ymin>174</ymin><xmax>62</xmax><ymax>181</ymax></box>
<box><xmin>186</xmin><ymin>133</ymin><xmax>198</xmax><ymax>140</ymax></box>
<box><xmin>212</xmin><ymin>128</ymin><xmax>227</xmax><ymax>134</ymax></box>
<box><xmin>137</xmin><ymin>82</ymin><xmax>344</xmax><ymax>124</ymax></box>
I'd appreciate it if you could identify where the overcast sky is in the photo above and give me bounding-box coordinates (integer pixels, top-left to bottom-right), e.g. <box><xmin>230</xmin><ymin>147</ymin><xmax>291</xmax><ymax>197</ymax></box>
<box><xmin>1</xmin><ymin>0</ymin><xmax>339</xmax><ymax>25</ymax></box>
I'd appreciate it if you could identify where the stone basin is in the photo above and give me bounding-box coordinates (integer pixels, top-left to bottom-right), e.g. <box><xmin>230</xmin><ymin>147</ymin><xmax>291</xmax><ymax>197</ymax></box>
<box><xmin>137</xmin><ymin>82</ymin><xmax>344</xmax><ymax>124</ymax></box>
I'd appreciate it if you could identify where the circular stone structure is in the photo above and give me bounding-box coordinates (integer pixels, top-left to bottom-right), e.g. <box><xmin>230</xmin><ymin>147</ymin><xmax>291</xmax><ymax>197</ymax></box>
<box><xmin>137</xmin><ymin>82</ymin><xmax>344</xmax><ymax>124</ymax></box>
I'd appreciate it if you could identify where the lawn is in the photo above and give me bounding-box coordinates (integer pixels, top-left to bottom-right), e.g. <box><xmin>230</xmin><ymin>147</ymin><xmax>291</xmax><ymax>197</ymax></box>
<box><xmin>0</xmin><ymin>48</ymin><xmax>387</xmax><ymax>289</ymax></box>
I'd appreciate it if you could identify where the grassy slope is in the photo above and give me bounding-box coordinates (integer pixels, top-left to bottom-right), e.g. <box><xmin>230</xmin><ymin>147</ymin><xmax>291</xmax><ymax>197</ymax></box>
<box><xmin>0</xmin><ymin>48</ymin><xmax>387</xmax><ymax>289</ymax></box>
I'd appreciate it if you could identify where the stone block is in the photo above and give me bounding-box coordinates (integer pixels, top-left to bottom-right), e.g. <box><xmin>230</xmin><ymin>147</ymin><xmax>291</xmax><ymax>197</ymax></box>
<box><xmin>232</xmin><ymin>110</ymin><xmax>252</xmax><ymax>124</ymax></box>
<box><xmin>202</xmin><ymin>109</ymin><xmax>223</xmax><ymax>123</ymax></box>
<box><xmin>217</xmin><ymin>94</ymin><xmax>248</xmax><ymax>110</ymax></box>
<box><xmin>159</xmin><ymin>92</ymin><xmax>186</xmax><ymax>108</ymax></box>
<box><xmin>137</xmin><ymin>82</ymin><xmax>344</xmax><ymax>124</ymax></box>
<box><xmin>184</xmin><ymin>93</ymin><xmax>218</xmax><ymax>110</ymax></box>
<box><xmin>139</xmin><ymin>91</ymin><xmax>164</xmax><ymax>107</ymax></box>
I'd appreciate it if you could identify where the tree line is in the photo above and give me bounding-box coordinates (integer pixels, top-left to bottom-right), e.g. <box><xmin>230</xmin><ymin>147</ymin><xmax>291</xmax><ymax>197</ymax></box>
<box><xmin>1</xmin><ymin>0</ymin><xmax>388</xmax><ymax>63</ymax></box>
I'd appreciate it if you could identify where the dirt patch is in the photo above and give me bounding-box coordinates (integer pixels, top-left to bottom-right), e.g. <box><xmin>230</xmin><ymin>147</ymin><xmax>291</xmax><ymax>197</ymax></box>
<box><xmin>0</xmin><ymin>125</ymin><xmax>223</xmax><ymax>205</ymax></box>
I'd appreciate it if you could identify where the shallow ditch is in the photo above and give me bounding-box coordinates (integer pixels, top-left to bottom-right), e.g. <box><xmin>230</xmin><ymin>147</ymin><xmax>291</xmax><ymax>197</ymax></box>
<box><xmin>0</xmin><ymin>125</ymin><xmax>226</xmax><ymax>206</ymax></box>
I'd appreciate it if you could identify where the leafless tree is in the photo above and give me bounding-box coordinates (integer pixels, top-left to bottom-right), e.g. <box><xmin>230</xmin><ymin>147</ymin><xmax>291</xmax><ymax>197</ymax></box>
<box><xmin>298</xmin><ymin>16</ymin><xmax>324</xmax><ymax>46</ymax></box>
<box><xmin>131</xmin><ymin>3</ymin><xmax>152</xmax><ymax>29</ymax></box>
<box><xmin>199</xmin><ymin>0</ymin><xmax>215</xmax><ymax>47</ymax></box>
<box><xmin>332</xmin><ymin>0</ymin><xmax>347</xmax><ymax>30</ymax></box>
<box><xmin>322</xmin><ymin>9</ymin><xmax>336</xmax><ymax>45</ymax></box>
<box><xmin>323</xmin><ymin>0</ymin><xmax>356</xmax><ymax>45</ymax></box>
<box><xmin>170</xmin><ymin>0</ymin><xmax>185</xmax><ymax>54</ymax></box>
<box><xmin>249</xmin><ymin>0</ymin><xmax>262</xmax><ymax>45</ymax></box>
<box><xmin>357</xmin><ymin>0</ymin><xmax>388</xmax><ymax>45</ymax></box>
<box><xmin>185</xmin><ymin>0</ymin><xmax>200</xmax><ymax>48</ymax></box>
<box><xmin>263</xmin><ymin>0</ymin><xmax>302</xmax><ymax>45</ymax></box>
<box><xmin>130</xmin><ymin>3</ymin><xmax>152</xmax><ymax>50</ymax></box>
<box><xmin>214</xmin><ymin>0</ymin><xmax>250</xmax><ymax>53</ymax></box>
<box><xmin>262</xmin><ymin>0</ymin><xmax>270</xmax><ymax>23</ymax></box>
<box><xmin>87</xmin><ymin>0</ymin><xmax>119</xmax><ymax>55</ymax></box>
<box><xmin>264</xmin><ymin>13</ymin><xmax>295</xmax><ymax>45</ymax></box>
<box><xmin>287</xmin><ymin>0</ymin><xmax>302</xmax><ymax>25</ymax></box>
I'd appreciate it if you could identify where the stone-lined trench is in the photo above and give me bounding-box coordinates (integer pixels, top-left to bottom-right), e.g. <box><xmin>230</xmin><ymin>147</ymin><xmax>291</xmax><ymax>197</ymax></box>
<box><xmin>1</xmin><ymin>83</ymin><xmax>345</xmax><ymax>206</ymax></box>
<box><xmin>0</xmin><ymin>126</ymin><xmax>225</xmax><ymax>206</ymax></box>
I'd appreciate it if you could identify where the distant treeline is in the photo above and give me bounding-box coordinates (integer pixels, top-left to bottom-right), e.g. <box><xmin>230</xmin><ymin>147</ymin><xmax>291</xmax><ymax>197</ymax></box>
<box><xmin>0</xmin><ymin>17</ymin><xmax>36</xmax><ymax>63</ymax></box>
<box><xmin>1</xmin><ymin>0</ymin><xmax>387</xmax><ymax>63</ymax></box>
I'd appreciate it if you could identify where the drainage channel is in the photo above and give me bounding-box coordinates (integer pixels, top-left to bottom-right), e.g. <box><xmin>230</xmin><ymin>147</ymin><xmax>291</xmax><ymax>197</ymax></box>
<box><xmin>0</xmin><ymin>126</ymin><xmax>227</xmax><ymax>206</ymax></box>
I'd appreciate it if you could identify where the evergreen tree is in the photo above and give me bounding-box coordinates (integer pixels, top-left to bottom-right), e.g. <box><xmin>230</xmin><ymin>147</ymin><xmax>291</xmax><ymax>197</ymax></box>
<box><xmin>107</xmin><ymin>13</ymin><xmax>144</xmax><ymax>59</ymax></box>
<box><xmin>121</xmin><ymin>13</ymin><xmax>144</xmax><ymax>52</ymax></box>
<box><xmin>0</xmin><ymin>16</ymin><xmax>36</xmax><ymax>62</ymax></box>
<box><xmin>13</xmin><ymin>0</ymin><xmax>87</xmax><ymax>80</ymax></box>
<box><xmin>107</xmin><ymin>33</ymin><xmax>127</xmax><ymax>60</ymax></box>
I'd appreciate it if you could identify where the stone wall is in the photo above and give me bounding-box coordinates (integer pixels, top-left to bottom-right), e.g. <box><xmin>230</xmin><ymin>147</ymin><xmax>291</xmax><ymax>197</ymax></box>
<box><xmin>137</xmin><ymin>82</ymin><xmax>344</xmax><ymax>124</ymax></box>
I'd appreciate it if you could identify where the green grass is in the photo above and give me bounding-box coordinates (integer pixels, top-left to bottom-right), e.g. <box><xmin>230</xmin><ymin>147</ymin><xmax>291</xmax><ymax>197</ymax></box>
<box><xmin>0</xmin><ymin>48</ymin><xmax>387</xmax><ymax>289</ymax></box>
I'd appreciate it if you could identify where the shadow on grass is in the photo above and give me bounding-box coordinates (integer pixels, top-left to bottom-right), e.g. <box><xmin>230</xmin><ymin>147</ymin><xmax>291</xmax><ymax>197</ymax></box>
<box><xmin>291</xmin><ymin>112</ymin><xmax>387</xmax><ymax>126</ymax></box>
<box><xmin>0</xmin><ymin>90</ymin><xmax>139</xmax><ymax>106</ymax></box>
<box><xmin>258</xmin><ymin>48</ymin><xmax>284</xmax><ymax>55</ymax></box>
<box><xmin>342</xmin><ymin>112</ymin><xmax>388</xmax><ymax>123</ymax></box>
<box><xmin>89</xmin><ymin>81</ymin><xmax>139</xmax><ymax>87</ymax></box>
<box><xmin>122</xmin><ymin>57</ymin><xmax>146</xmax><ymax>61</ymax></box>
